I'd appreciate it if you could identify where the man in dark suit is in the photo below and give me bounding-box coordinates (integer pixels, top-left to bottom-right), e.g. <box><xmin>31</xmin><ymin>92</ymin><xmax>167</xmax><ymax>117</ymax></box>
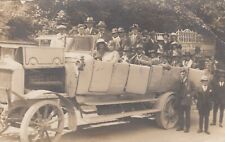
<box><xmin>196</xmin><ymin>75</ymin><xmax>213</xmax><ymax>135</ymax></box>
<box><xmin>175</xmin><ymin>69</ymin><xmax>193</xmax><ymax>133</ymax></box>
<box><xmin>85</xmin><ymin>17</ymin><xmax>98</xmax><ymax>35</ymax></box>
<box><xmin>211</xmin><ymin>73</ymin><xmax>225</xmax><ymax>127</ymax></box>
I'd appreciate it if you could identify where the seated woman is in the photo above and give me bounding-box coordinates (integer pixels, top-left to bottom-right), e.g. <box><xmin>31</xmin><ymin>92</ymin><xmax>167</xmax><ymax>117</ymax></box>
<box><xmin>102</xmin><ymin>40</ymin><xmax>120</xmax><ymax>63</ymax></box>
<box><xmin>93</xmin><ymin>38</ymin><xmax>108</xmax><ymax>60</ymax></box>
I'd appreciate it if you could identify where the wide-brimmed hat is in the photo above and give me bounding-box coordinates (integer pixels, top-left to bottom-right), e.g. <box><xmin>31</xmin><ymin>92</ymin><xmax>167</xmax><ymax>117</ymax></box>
<box><xmin>136</xmin><ymin>44</ymin><xmax>143</xmax><ymax>49</ymax></box>
<box><xmin>96</xmin><ymin>21</ymin><xmax>107</xmax><ymax>28</ymax></box>
<box><xmin>118</xmin><ymin>27</ymin><xmax>125</xmax><ymax>33</ymax></box>
<box><xmin>112</xmin><ymin>28</ymin><xmax>118</xmax><ymax>34</ymax></box>
<box><xmin>56</xmin><ymin>25</ymin><xmax>67</xmax><ymax>30</ymax></box>
<box><xmin>171</xmin><ymin>32</ymin><xmax>177</xmax><ymax>36</ymax></box>
<box><xmin>96</xmin><ymin>38</ymin><xmax>108</xmax><ymax>50</ymax></box>
<box><xmin>157</xmin><ymin>36</ymin><xmax>164</xmax><ymax>41</ymax></box>
<box><xmin>150</xmin><ymin>31</ymin><xmax>156</xmax><ymax>36</ymax></box>
<box><xmin>130</xmin><ymin>24</ymin><xmax>140</xmax><ymax>30</ymax></box>
<box><xmin>77</xmin><ymin>24</ymin><xmax>85</xmax><ymax>29</ymax></box>
<box><xmin>85</xmin><ymin>17</ymin><xmax>95</xmax><ymax>23</ymax></box>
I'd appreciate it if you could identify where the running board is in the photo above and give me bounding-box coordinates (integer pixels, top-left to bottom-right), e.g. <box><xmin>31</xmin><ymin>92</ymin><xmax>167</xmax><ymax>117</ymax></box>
<box><xmin>81</xmin><ymin>98</ymin><xmax>158</xmax><ymax>106</ymax></box>
<box><xmin>82</xmin><ymin>108</ymin><xmax>160</xmax><ymax>124</ymax></box>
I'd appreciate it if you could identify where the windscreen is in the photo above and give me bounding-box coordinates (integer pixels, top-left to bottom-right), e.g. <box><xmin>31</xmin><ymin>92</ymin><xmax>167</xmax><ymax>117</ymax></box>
<box><xmin>65</xmin><ymin>36</ymin><xmax>96</xmax><ymax>52</ymax></box>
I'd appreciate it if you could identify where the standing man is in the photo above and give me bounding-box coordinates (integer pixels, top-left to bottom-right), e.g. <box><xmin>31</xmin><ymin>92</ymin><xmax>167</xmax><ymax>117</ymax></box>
<box><xmin>211</xmin><ymin>72</ymin><xmax>225</xmax><ymax>127</ymax></box>
<box><xmin>111</xmin><ymin>28</ymin><xmax>121</xmax><ymax>51</ymax></box>
<box><xmin>175</xmin><ymin>69</ymin><xmax>193</xmax><ymax>133</ymax></box>
<box><xmin>128</xmin><ymin>24</ymin><xmax>142</xmax><ymax>50</ymax></box>
<box><xmin>196</xmin><ymin>75</ymin><xmax>213</xmax><ymax>134</ymax></box>
<box><xmin>118</xmin><ymin>27</ymin><xmax>129</xmax><ymax>53</ymax></box>
<box><xmin>85</xmin><ymin>17</ymin><xmax>98</xmax><ymax>35</ymax></box>
<box><xmin>96</xmin><ymin>21</ymin><xmax>111</xmax><ymax>42</ymax></box>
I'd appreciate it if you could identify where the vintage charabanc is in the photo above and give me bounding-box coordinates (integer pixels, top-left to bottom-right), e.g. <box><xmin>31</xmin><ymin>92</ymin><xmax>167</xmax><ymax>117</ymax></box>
<box><xmin>0</xmin><ymin>35</ymin><xmax>204</xmax><ymax>142</ymax></box>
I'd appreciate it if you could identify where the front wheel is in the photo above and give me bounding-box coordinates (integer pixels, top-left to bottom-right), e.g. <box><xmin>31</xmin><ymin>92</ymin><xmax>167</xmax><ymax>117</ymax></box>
<box><xmin>155</xmin><ymin>94</ymin><xmax>178</xmax><ymax>129</ymax></box>
<box><xmin>20</xmin><ymin>101</ymin><xmax>64</xmax><ymax>142</ymax></box>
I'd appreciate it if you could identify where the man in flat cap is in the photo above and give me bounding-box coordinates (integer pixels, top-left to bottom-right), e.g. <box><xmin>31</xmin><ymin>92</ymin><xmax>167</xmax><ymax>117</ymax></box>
<box><xmin>175</xmin><ymin>69</ymin><xmax>194</xmax><ymax>133</ymax></box>
<box><xmin>195</xmin><ymin>75</ymin><xmax>213</xmax><ymax>134</ymax></box>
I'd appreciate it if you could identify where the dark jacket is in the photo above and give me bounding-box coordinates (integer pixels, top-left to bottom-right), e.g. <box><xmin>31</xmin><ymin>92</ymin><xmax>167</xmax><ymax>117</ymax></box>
<box><xmin>174</xmin><ymin>78</ymin><xmax>194</xmax><ymax>108</ymax></box>
<box><xmin>196</xmin><ymin>85</ymin><xmax>213</xmax><ymax>112</ymax></box>
<box><xmin>212</xmin><ymin>80</ymin><xmax>225</xmax><ymax>105</ymax></box>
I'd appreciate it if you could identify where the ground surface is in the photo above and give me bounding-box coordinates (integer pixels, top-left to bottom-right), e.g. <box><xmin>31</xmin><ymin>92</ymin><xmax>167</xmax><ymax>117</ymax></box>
<box><xmin>1</xmin><ymin>109</ymin><xmax>225</xmax><ymax>142</ymax></box>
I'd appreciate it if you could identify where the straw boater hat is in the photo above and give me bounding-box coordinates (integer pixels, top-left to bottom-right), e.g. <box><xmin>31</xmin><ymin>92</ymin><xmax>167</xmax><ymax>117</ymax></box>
<box><xmin>118</xmin><ymin>27</ymin><xmax>125</xmax><ymax>33</ymax></box>
<box><xmin>111</xmin><ymin>28</ymin><xmax>118</xmax><ymax>34</ymax></box>
<box><xmin>96</xmin><ymin>21</ymin><xmax>107</xmax><ymax>28</ymax></box>
<box><xmin>56</xmin><ymin>25</ymin><xmax>67</xmax><ymax>30</ymax></box>
<box><xmin>171</xmin><ymin>32</ymin><xmax>177</xmax><ymax>36</ymax></box>
<box><xmin>77</xmin><ymin>24</ymin><xmax>85</xmax><ymax>29</ymax></box>
<box><xmin>85</xmin><ymin>17</ymin><xmax>95</xmax><ymax>23</ymax></box>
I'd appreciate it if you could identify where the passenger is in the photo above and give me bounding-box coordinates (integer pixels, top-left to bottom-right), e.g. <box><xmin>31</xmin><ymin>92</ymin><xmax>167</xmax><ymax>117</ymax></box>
<box><xmin>147</xmin><ymin>31</ymin><xmax>158</xmax><ymax>57</ymax></box>
<box><xmin>84</xmin><ymin>17</ymin><xmax>98</xmax><ymax>35</ymax></box>
<box><xmin>77</xmin><ymin>24</ymin><xmax>86</xmax><ymax>36</ymax></box>
<box><xmin>118</xmin><ymin>27</ymin><xmax>129</xmax><ymax>54</ymax></box>
<box><xmin>93</xmin><ymin>38</ymin><xmax>108</xmax><ymax>61</ymax></box>
<box><xmin>151</xmin><ymin>49</ymin><xmax>162</xmax><ymax>65</ymax></box>
<box><xmin>102</xmin><ymin>40</ymin><xmax>120</xmax><ymax>63</ymax></box>
<box><xmin>182</xmin><ymin>52</ymin><xmax>193</xmax><ymax>68</ymax></box>
<box><xmin>131</xmin><ymin>44</ymin><xmax>152</xmax><ymax>66</ymax></box>
<box><xmin>68</xmin><ymin>26</ymin><xmax>78</xmax><ymax>36</ymax></box>
<box><xmin>142</xmin><ymin>30</ymin><xmax>152</xmax><ymax>57</ymax></box>
<box><xmin>128</xmin><ymin>24</ymin><xmax>142</xmax><ymax>50</ymax></box>
<box><xmin>96</xmin><ymin>21</ymin><xmax>111</xmax><ymax>41</ymax></box>
<box><xmin>120</xmin><ymin>51</ymin><xmax>129</xmax><ymax>63</ymax></box>
<box><xmin>171</xmin><ymin>50</ymin><xmax>182</xmax><ymax>67</ymax></box>
<box><xmin>111</xmin><ymin>28</ymin><xmax>121</xmax><ymax>51</ymax></box>
<box><xmin>51</xmin><ymin>25</ymin><xmax>67</xmax><ymax>48</ymax></box>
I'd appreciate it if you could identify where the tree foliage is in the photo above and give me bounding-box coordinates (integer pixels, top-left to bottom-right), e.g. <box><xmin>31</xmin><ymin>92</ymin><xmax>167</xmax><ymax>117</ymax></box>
<box><xmin>1</xmin><ymin>0</ymin><xmax>225</xmax><ymax>61</ymax></box>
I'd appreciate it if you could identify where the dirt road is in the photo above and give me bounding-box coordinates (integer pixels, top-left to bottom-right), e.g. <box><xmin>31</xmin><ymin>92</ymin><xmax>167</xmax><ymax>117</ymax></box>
<box><xmin>1</xmin><ymin>110</ymin><xmax>225</xmax><ymax>142</ymax></box>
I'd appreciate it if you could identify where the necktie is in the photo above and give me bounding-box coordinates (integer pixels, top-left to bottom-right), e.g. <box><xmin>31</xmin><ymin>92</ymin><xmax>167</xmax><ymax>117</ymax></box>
<box><xmin>220</xmin><ymin>82</ymin><xmax>224</xmax><ymax>87</ymax></box>
<box><xmin>203</xmin><ymin>86</ymin><xmax>207</xmax><ymax>92</ymax></box>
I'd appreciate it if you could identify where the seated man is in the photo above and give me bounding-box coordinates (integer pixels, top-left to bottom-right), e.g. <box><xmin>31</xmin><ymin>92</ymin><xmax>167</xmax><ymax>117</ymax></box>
<box><xmin>130</xmin><ymin>44</ymin><xmax>152</xmax><ymax>66</ymax></box>
<box><xmin>102</xmin><ymin>40</ymin><xmax>120</xmax><ymax>63</ymax></box>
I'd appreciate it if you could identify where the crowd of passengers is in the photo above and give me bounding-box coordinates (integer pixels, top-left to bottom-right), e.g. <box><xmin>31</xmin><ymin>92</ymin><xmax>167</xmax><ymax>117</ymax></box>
<box><xmin>55</xmin><ymin>17</ymin><xmax>216</xmax><ymax>71</ymax></box>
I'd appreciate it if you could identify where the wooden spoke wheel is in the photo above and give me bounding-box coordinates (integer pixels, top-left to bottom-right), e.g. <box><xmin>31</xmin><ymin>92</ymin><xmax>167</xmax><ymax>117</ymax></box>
<box><xmin>156</xmin><ymin>95</ymin><xmax>178</xmax><ymax>129</ymax></box>
<box><xmin>20</xmin><ymin>101</ymin><xmax>64</xmax><ymax>142</ymax></box>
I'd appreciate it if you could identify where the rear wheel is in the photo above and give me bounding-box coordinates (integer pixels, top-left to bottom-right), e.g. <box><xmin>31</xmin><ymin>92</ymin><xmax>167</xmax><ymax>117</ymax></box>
<box><xmin>156</xmin><ymin>94</ymin><xmax>178</xmax><ymax>129</ymax></box>
<box><xmin>20</xmin><ymin>101</ymin><xmax>64</xmax><ymax>142</ymax></box>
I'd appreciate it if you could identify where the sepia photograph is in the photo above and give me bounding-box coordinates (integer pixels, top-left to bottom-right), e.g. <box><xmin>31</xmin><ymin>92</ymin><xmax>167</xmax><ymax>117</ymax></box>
<box><xmin>0</xmin><ymin>0</ymin><xmax>225</xmax><ymax>142</ymax></box>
